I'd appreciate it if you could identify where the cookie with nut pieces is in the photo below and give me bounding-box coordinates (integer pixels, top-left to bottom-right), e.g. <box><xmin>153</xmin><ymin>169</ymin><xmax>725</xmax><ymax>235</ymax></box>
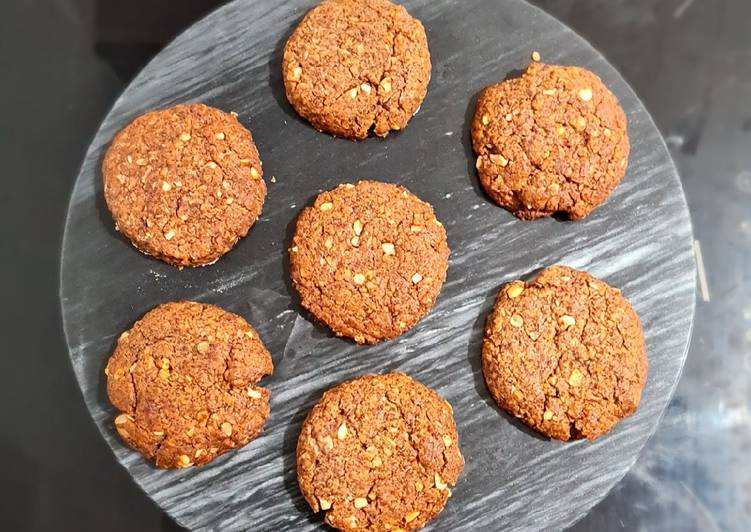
<box><xmin>289</xmin><ymin>180</ymin><xmax>449</xmax><ymax>344</ymax></box>
<box><xmin>105</xmin><ymin>301</ymin><xmax>273</xmax><ymax>468</ymax></box>
<box><xmin>282</xmin><ymin>0</ymin><xmax>431</xmax><ymax>139</ymax></box>
<box><xmin>482</xmin><ymin>265</ymin><xmax>647</xmax><ymax>440</ymax></box>
<box><xmin>297</xmin><ymin>373</ymin><xmax>464</xmax><ymax>531</ymax></box>
<box><xmin>102</xmin><ymin>103</ymin><xmax>266</xmax><ymax>267</ymax></box>
<box><xmin>472</xmin><ymin>57</ymin><xmax>630</xmax><ymax>220</ymax></box>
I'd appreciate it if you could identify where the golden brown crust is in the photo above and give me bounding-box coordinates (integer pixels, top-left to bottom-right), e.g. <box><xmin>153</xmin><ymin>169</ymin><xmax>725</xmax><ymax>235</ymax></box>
<box><xmin>471</xmin><ymin>62</ymin><xmax>630</xmax><ymax>220</ymax></box>
<box><xmin>482</xmin><ymin>266</ymin><xmax>647</xmax><ymax>441</ymax></box>
<box><xmin>102</xmin><ymin>103</ymin><xmax>266</xmax><ymax>267</ymax></box>
<box><xmin>283</xmin><ymin>0</ymin><xmax>431</xmax><ymax>139</ymax></box>
<box><xmin>105</xmin><ymin>301</ymin><xmax>273</xmax><ymax>468</ymax></box>
<box><xmin>296</xmin><ymin>373</ymin><xmax>464</xmax><ymax>531</ymax></box>
<box><xmin>289</xmin><ymin>181</ymin><xmax>449</xmax><ymax>344</ymax></box>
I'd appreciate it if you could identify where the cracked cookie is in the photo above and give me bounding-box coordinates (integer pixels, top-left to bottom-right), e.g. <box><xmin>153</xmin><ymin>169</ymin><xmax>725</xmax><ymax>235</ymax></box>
<box><xmin>297</xmin><ymin>373</ymin><xmax>464</xmax><ymax>531</ymax></box>
<box><xmin>289</xmin><ymin>180</ymin><xmax>449</xmax><ymax>344</ymax></box>
<box><xmin>102</xmin><ymin>103</ymin><xmax>266</xmax><ymax>267</ymax></box>
<box><xmin>105</xmin><ymin>301</ymin><xmax>273</xmax><ymax>468</ymax></box>
<box><xmin>482</xmin><ymin>265</ymin><xmax>647</xmax><ymax>440</ymax></box>
<box><xmin>471</xmin><ymin>59</ymin><xmax>629</xmax><ymax>220</ymax></box>
<box><xmin>282</xmin><ymin>0</ymin><xmax>431</xmax><ymax>139</ymax></box>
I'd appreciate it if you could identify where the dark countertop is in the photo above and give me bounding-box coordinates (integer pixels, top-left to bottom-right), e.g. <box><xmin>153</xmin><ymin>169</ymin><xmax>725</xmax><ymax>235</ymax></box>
<box><xmin>0</xmin><ymin>0</ymin><xmax>748</xmax><ymax>531</ymax></box>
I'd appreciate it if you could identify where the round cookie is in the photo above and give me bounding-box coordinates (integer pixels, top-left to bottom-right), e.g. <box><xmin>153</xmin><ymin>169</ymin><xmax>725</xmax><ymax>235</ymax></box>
<box><xmin>105</xmin><ymin>301</ymin><xmax>273</xmax><ymax>468</ymax></box>
<box><xmin>482</xmin><ymin>265</ymin><xmax>647</xmax><ymax>441</ymax></box>
<box><xmin>289</xmin><ymin>180</ymin><xmax>449</xmax><ymax>344</ymax></box>
<box><xmin>283</xmin><ymin>0</ymin><xmax>431</xmax><ymax>140</ymax></box>
<box><xmin>102</xmin><ymin>103</ymin><xmax>266</xmax><ymax>267</ymax></box>
<box><xmin>296</xmin><ymin>373</ymin><xmax>464</xmax><ymax>531</ymax></box>
<box><xmin>471</xmin><ymin>60</ymin><xmax>630</xmax><ymax>220</ymax></box>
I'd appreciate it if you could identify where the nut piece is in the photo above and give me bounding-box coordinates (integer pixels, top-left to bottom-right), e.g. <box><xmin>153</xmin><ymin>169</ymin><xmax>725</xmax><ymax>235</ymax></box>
<box><xmin>382</xmin><ymin>243</ymin><xmax>396</xmax><ymax>255</ymax></box>
<box><xmin>481</xmin><ymin>114</ymin><xmax>490</xmax><ymax>125</ymax></box>
<box><xmin>320</xmin><ymin>202</ymin><xmax>333</xmax><ymax>211</ymax></box>
<box><xmin>353</xmin><ymin>273</ymin><xmax>366</xmax><ymax>285</ymax></box>
<box><xmin>380</xmin><ymin>77</ymin><xmax>393</xmax><ymax>93</ymax></box>
<box><xmin>489</xmin><ymin>153</ymin><xmax>509</xmax><ymax>167</ymax></box>
<box><xmin>353</xmin><ymin>219</ymin><xmax>363</xmax><ymax>235</ymax></box>
<box><xmin>161</xmin><ymin>181</ymin><xmax>172</xmax><ymax>192</ymax></box>
<box><xmin>196</xmin><ymin>341</ymin><xmax>210</xmax><ymax>353</ymax></box>
<box><xmin>578</xmin><ymin>87</ymin><xmax>593</xmax><ymax>102</ymax></box>
<box><xmin>568</xmin><ymin>369</ymin><xmax>584</xmax><ymax>387</ymax></box>
<box><xmin>509</xmin><ymin>314</ymin><xmax>524</xmax><ymax>328</ymax></box>
<box><xmin>215</xmin><ymin>132</ymin><xmax>225</xmax><ymax>140</ymax></box>
<box><xmin>179</xmin><ymin>132</ymin><xmax>191</xmax><ymax>142</ymax></box>
<box><xmin>442</xmin><ymin>435</ymin><xmax>452</xmax><ymax>447</ymax></box>
<box><xmin>434</xmin><ymin>472</ymin><xmax>447</xmax><ymax>491</ymax></box>
<box><xmin>319</xmin><ymin>498</ymin><xmax>332</xmax><ymax>510</ymax></box>
<box><xmin>559</xmin><ymin>315</ymin><xmax>576</xmax><ymax>328</ymax></box>
<box><xmin>290</xmin><ymin>66</ymin><xmax>302</xmax><ymax>81</ymax></box>
<box><xmin>348</xmin><ymin>87</ymin><xmax>359</xmax><ymax>99</ymax></box>
<box><xmin>114</xmin><ymin>413</ymin><xmax>132</xmax><ymax>425</ymax></box>
<box><xmin>506</xmin><ymin>284</ymin><xmax>524</xmax><ymax>298</ymax></box>
<box><xmin>361</xmin><ymin>83</ymin><xmax>372</xmax><ymax>95</ymax></box>
<box><xmin>178</xmin><ymin>454</ymin><xmax>192</xmax><ymax>467</ymax></box>
<box><xmin>404</xmin><ymin>511</ymin><xmax>421</xmax><ymax>523</ymax></box>
<box><xmin>531</xmin><ymin>50</ymin><xmax>541</xmax><ymax>62</ymax></box>
<box><xmin>411</xmin><ymin>273</ymin><xmax>423</xmax><ymax>284</ymax></box>
<box><xmin>543</xmin><ymin>410</ymin><xmax>554</xmax><ymax>420</ymax></box>
<box><xmin>247</xmin><ymin>387</ymin><xmax>262</xmax><ymax>399</ymax></box>
<box><xmin>337</xmin><ymin>422</ymin><xmax>348</xmax><ymax>440</ymax></box>
<box><xmin>221</xmin><ymin>422</ymin><xmax>233</xmax><ymax>436</ymax></box>
<box><xmin>354</xmin><ymin>497</ymin><xmax>368</xmax><ymax>509</ymax></box>
<box><xmin>163</xmin><ymin>230</ymin><xmax>175</xmax><ymax>241</ymax></box>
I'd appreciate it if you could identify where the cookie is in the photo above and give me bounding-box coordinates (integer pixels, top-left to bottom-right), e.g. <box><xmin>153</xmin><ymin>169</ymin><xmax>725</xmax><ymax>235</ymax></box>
<box><xmin>289</xmin><ymin>180</ymin><xmax>449</xmax><ymax>344</ymax></box>
<box><xmin>105</xmin><ymin>301</ymin><xmax>273</xmax><ymax>468</ymax></box>
<box><xmin>283</xmin><ymin>0</ymin><xmax>431</xmax><ymax>140</ymax></box>
<box><xmin>297</xmin><ymin>373</ymin><xmax>464</xmax><ymax>531</ymax></box>
<box><xmin>471</xmin><ymin>59</ymin><xmax>630</xmax><ymax>220</ymax></box>
<box><xmin>102</xmin><ymin>103</ymin><xmax>266</xmax><ymax>267</ymax></box>
<box><xmin>482</xmin><ymin>266</ymin><xmax>647</xmax><ymax>440</ymax></box>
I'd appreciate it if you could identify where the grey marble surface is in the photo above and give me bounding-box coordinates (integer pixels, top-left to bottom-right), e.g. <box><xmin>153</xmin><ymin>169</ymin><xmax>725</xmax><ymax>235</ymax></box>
<box><xmin>59</xmin><ymin>0</ymin><xmax>696</xmax><ymax>530</ymax></box>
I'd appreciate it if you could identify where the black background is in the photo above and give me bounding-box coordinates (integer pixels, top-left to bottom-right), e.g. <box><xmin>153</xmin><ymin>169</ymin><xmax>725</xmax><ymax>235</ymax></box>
<box><xmin>1</xmin><ymin>1</ymin><xmax>749</xmax><ymax>530</ymax></box>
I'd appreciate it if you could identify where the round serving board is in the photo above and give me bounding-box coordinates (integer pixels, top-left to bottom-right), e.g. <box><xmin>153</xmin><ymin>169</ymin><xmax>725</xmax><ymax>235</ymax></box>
<box><xmin>60</xmin><ymin>0</ymin><xmax>696</xmax><ymax>530</ymax></box>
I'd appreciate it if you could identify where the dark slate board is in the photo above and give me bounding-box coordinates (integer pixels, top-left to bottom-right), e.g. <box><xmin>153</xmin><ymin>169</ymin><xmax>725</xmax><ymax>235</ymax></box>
<box><xmin>59</xmin><ymin>0</ymin><xmax>696</xmax><ymax>530</ymax></box>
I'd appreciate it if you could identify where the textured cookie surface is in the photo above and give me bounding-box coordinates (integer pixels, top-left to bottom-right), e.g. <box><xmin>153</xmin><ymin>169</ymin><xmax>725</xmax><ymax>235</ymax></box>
<box><xmin>283</xmin><ymin>0</ymin><xmax>431</xmax><ymax>139</ymax></box>
<box><xmin>482</xmin><ymin>265</ymin><xmax>647</xmax><ymax>440</ymax></box>
<box><xmin>289</xmin><ymin>180</ymin><xmax>449</xmax><ymax>344</ymax></box>
<box><xmin>472</xmin><ymin>61</ymin><xmax>629</xmax><ymax>220</ymax></box>
<box><xmin>102</xmin><ymin>103</ymin><xmax>266</xmax><ymax>267</ymax></box>
<box><xmin>297</xmin><ymin>373</ymin><xmax>464</xmax><ymax>531</ymax></box>
<box><xmin>105</xmin><ymin>301</ymin><xmax>273</xmax><ymax>468</ymax></box>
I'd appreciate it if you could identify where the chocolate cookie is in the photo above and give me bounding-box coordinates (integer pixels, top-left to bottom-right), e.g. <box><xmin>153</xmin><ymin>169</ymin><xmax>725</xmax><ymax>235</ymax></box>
<box><xmin>283</xmin><ymin>0</ymin><xmax>431</xmax><ymax>140</ymax></box>
<box><xmin>105</xmin><ymin>301</ymin><xmax>273</xmax><ymax>468</ymax></box>
<box><xmin>289</xmin><ymin>180</ymin><xmax>449</xmax><ymax>344</ymax></box>
<box><xmin>297</xmin><ymin>373</ymin><xmax>464</xmax><ymax>531</ymax></box>
<box><xmin>102</xmin><ymin>103</ymin><xmax>266</xmax><ymax>267</ymax></box>
<box><xmin>471</xmin><ymin>59</ymin><xmax>630</xmax><ymax>220</ymax></box>
<box><xmin>482</xmin><ymin>265</ymin><xmax>647</xmax><ymax>440</ymax></box>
